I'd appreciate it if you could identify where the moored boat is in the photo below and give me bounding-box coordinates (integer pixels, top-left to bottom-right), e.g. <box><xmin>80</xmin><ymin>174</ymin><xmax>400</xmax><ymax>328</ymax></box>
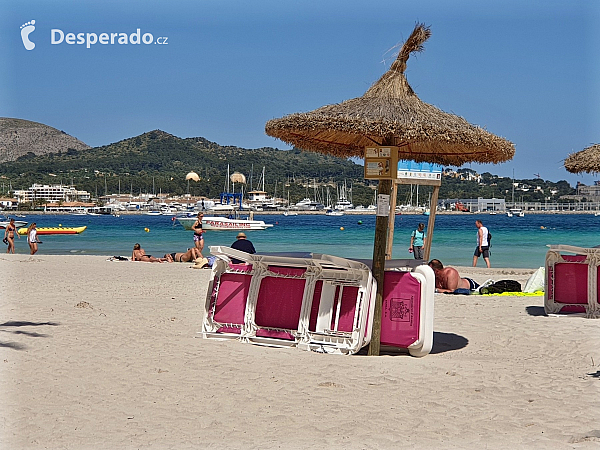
<box><xmin>177</xmin><ymin>213</ymin><xmax>273</xmax><ymax>231</ymax></box>
<box><xmin>202</xmin><ymin>216</ymin><xmax>273</xmax><ymax>231</ymax></box>
<box><xmin>0</xmin><ymin>218</ymin><xmax>28</xmax><ymax>229</ymax></box>
<box><xmin>507</xmin><ymin>208</ymin><xmax>524</xmax><ymax>217</ymax></box>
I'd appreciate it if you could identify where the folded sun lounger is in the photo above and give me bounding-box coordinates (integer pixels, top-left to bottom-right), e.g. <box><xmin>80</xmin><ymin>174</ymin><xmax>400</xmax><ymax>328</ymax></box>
<box><xmin>202</xmin><ymin>247</ymin><xmax>435</xmax><ymax>356</ymax></box>
<box><xmin>545</xmin><ymin>245</ymin><xmax>600</xmax><ymax>318</ymax></box>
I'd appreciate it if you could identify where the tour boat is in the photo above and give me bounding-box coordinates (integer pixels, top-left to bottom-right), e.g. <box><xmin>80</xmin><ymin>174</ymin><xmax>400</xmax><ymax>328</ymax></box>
<box><xmin>177</xmin><ymin>208</ymin><xmax>273</xmax><ymax>231</ymax></box>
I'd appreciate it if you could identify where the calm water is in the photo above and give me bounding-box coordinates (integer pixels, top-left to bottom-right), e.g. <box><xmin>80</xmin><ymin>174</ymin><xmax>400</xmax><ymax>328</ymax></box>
<box><xmin>5</xmin><ymin>213</ymin><xmax>599</xmax><ymax>268</ymax></box>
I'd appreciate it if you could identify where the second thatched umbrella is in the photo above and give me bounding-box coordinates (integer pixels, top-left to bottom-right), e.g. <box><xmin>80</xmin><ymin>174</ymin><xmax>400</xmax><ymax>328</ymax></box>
<box><xmin>265</xmin><ymin>23</ymin><xmax>514</xmax><ymax>355</ymax></box>
<box><xmin>564</xmin><ymin>144</ymin><xmax>600</xmax><ymax>174</ymax></box>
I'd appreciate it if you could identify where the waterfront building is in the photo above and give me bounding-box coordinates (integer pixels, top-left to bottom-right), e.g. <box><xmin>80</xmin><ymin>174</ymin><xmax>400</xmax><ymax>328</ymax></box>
<box><xmin>14</xmin><ymin>184</ymin><xmax>91</xmax><ymax>204</ymax></box>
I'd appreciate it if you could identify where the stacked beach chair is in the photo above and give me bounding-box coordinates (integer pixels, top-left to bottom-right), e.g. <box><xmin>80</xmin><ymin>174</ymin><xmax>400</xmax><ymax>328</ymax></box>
<box><xmin>545</xmin><ymin>245</ymin><xmax>600</xmax><ymax>318</ymax></box>
<box><xmin>202</xmin><ymin>246</ymin><xmax>434</xmax><ymax>356</ymax></box>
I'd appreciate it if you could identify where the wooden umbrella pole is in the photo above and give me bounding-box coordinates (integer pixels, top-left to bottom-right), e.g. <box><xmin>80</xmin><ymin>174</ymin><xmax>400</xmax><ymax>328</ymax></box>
<box><xmin>368</xmin><ymin>177</ymin><xmax>392</xmax><ymax>356</ymax></box>
<box><xmin>424</xmin><ymin>184</ymin><xmax>439</xmax><ymax>261</ymax></box>
<box><xmin>386</xmin><ymin>182</ymin><xmax>397</xmax><ymax>259</ymax></box>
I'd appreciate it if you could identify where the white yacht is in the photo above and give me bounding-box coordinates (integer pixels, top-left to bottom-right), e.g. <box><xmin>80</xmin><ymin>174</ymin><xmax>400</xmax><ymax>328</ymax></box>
<box><xmin>507</xmin><ymin>208</ymin><xmax>524</xmax><ymax>217</ymax></box>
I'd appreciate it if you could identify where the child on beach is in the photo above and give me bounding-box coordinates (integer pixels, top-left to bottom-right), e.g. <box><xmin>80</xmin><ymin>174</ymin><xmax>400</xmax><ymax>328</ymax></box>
<box><xmin>27</xmin><ymin>223</ymin><xmax>40</xmax><ymax>255</ymax></box>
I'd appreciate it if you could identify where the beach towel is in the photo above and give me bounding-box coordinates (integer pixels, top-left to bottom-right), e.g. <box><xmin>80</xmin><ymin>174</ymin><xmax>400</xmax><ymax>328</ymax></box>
<box><xmin>481</xmin><ymin>290</ymin><xmax>544</xmax><ymax>297</ymax></box>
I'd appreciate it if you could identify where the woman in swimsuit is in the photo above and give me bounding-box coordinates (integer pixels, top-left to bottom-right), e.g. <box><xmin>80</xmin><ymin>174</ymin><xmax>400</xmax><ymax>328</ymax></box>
<box><xmin>4</xmin><ymin>218</ymin><xmax>20</xmax><ymax>254</ymax></box>
<box><xmin>132</xmin><ymin>243</ymin><xmax>167</xmax><ymax>262</ymax></box>
<box><xmin>190</xmin><ymin>213</ymin><xmax>205</xmax><ymax>255</ymax></box>
<box><xmin>164</xmin><ymin>248</ymin><xmax>202</xmax><ymax>263</ymax></box>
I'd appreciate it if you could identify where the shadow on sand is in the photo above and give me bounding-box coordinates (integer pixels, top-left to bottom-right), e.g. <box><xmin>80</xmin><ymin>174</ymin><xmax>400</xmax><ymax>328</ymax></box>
<box><xmin>525</xmin><ymin>306</ymin><xmax>547</xmax><ymax>316</ymax></box>
<box><xmin>0</xmin><ymin>320</ymin><xmax>59</xmax><ymax>351</ymax></box>
<box><xmin>357</xmin><ymin>331</ymin><xmax>468</xmax><ymax>356</ymax></box>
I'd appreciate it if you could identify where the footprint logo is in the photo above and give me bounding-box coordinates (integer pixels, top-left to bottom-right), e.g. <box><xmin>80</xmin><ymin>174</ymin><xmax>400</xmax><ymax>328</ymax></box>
<box><xmin>20</xmin><ymin>20</ymin><xmax>36</xmax><ymax>50</ymax></box>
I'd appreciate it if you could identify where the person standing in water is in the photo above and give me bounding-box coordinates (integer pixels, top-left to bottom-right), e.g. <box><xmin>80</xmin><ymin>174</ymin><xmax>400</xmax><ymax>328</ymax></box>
<box><xmin>4</xmin><ymin>218</ymin><xmax>20</xmax><ymax>254</ymax></box>
<box><xmin>27</xmin><ymin>222</ymin><xmax>40</xmax><ymax>255</ymax></box>
<box><xmin>472</xmin><ymin>219</ymin><xmax>491</xmax><ymax>268</ymax></box>
<box><xmin>190</xmin><ymin>212</ymin><xmax>205</xmax><ymax>255</ymax></box>
<box><xmin>409</xmin><ymin>223</ymin><xmax>426</xmax><ymax>260</ymax></box>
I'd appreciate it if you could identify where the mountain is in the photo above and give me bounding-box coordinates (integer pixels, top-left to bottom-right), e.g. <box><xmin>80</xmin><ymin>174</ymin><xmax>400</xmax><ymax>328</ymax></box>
<box><xmin>0</xmin><ymin>128</ymin><xmax>372</xmax><ymax>204</ymax></box>
<box><xmin>0</xmin><ymin>123</ymin><xmax>575</xmax><ymax>205</ymax></box>
<box><xmin>0</xmin><ymin>118</ymin><xmax>90</xmax><ymax>163</ymax></box>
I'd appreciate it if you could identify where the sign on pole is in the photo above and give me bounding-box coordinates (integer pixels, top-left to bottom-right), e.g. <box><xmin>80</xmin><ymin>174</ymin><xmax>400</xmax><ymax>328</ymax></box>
<box><xmin>364</xmin><ymin>147</ymin><xmax>399</xmax><ymax>179</ymax></box>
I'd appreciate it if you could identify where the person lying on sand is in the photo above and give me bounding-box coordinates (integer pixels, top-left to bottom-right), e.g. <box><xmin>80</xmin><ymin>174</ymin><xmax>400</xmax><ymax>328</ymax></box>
<box><xmin>428</xmin><ymin>259</ymin><xmax>480</xmax><ymax>293</ymax></box>
<box><xmin>132</xmin><ymin>243</ymin><xmax>167</xmax><ymax>262</ymax></box>
<box><xmin>163</xmin><ymin>248</ymin><xmax>202</xmax><ymax>263</ymax></box>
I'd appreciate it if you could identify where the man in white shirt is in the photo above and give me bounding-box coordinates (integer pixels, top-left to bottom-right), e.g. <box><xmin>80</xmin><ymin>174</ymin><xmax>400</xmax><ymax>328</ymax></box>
<box><xmin>472</xmin><ymin>220</ymin><xmax>490</xmax><ymax>268</ymax></box>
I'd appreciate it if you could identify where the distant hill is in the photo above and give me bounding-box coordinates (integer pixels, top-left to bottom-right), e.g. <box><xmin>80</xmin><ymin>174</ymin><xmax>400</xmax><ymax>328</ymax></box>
<box><xmin>0</xmin><ymin>124</ymin><xmax>575</xmax><ymax>205</ymax></box>
<box><xmin>0</xmin><ymin>118</ymin><xmax>90</xmax><ymax>163</ymax></box>
<box><xmin>0</xmin><ymin>128</ymin><xmax>372</xmax><ymax>204</ymax></box>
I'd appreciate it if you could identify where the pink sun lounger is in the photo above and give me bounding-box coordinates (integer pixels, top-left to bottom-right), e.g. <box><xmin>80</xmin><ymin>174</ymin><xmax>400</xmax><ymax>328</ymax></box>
<box><xmin>545</xmin><ymin>245</ymin><xmax>600</xmax><ymax>318</ymax></box>
<box><xmin>202</xmin><ymin>246</ymin><xmax>435</xmax><ymax>356</ymax></box>
<box><xmin>379</xmin><ymin>265</ymin><xmax>435</xmax><ymax>357</ymax></box>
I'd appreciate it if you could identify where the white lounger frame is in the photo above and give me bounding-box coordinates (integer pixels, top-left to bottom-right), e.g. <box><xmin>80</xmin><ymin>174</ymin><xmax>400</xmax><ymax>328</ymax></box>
<box><xmin>545</xmin><ymin>245</ymin><xmax>600</xmax><ymax>318</ymax></box>
<box><xmin>202</xmin><ymin>246</ymin><xmax>377</xmax><ymax>354</ymax></box>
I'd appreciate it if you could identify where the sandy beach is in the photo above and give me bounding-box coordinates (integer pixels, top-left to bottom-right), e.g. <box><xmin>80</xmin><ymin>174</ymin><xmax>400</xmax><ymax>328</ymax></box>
<box><xmin>1</xmin><ymin>255</ymin><xmax>599</xmax><ymax>449</ymax></box>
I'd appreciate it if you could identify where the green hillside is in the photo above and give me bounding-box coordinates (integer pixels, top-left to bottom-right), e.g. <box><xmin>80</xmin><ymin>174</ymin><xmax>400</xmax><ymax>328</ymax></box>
<box><xmin>0</xmin><ymin>130</ymin><xmax>377</xmax><ymax>205</ymax></box>
<box><xmin>0</xmin><ymin>130</ymin><xmax>575</xmax><ymax>206</ymax></box>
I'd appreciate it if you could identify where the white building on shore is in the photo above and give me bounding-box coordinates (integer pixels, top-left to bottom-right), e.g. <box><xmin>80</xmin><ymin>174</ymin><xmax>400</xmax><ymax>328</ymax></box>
<box><xmin>13</xmin><ymin>184</ymin><xmax>91</xmax><ymax>204</ymax></box>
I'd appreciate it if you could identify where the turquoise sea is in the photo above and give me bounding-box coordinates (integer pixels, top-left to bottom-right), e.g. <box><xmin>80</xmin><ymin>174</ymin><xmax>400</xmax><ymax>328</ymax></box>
<box><xmin>4</xmin><ymin>213</ymin><xmax>599</xmax><ymax>268</ymax></box>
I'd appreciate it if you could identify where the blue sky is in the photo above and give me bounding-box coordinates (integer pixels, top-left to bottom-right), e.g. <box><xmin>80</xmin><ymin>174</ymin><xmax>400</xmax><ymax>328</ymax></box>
<box><xmin>2</xmin><ymin>0</ymin><xmax>599</xmax><ymax>186</ymax></box>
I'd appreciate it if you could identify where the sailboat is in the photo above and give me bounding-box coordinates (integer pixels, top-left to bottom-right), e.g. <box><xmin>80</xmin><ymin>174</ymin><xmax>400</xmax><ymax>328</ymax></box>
<box><xmin>177</xmin><ymin>165</ymin><xmax>273</xmax><ymax>231</ymax></box>
<box><xmin>335</xmin><ymin>180</ymin><xmax>354</xmax><ymax>210</ymax></box>
<box><xmin>245</xmin><ymin>167</ymin><xmax>281</xmax><ymax>210</ymax></box>
<box><xmin>367</xmin><ymin>189</ymin><xmax>377</xmax><ymax>210</ymax></box>
<box><xmin>295</xmin><ymin>179</ymin><xmax>325</xmax><ymax>210</ymax></box>
<box><xmin>506</xmin><ymin>169</ymin><xmax>524</xmax><ymax>216</ymax></box>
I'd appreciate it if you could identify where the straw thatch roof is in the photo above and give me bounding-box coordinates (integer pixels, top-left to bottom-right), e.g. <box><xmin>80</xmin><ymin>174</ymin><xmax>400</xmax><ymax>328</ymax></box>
<box><xmin>186</xmin><ymin>171</ymin><xmax>200</xmax><ymax>182</ymax></box>
<box><xmin>230</xmin><ymin>172</ymin><xmax>247</xmax><ymax>184</ymax></box>
<box><xmin>564</xmin><ymin>144</ymin><xmax>600</xmax><ymax>174</ymax></box>
<box><xmin>265</xmin><ymin>24</ymin><xmax>514</xmax><ymax>166</ymax></box>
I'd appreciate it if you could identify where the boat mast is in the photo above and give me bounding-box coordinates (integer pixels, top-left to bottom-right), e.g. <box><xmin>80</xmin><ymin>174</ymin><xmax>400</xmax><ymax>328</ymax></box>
<box><xmin>512</xmin><ymin>169</ymin><xmax>515</xmax><ymax>205</ymax></box>
<box><xmin>225</xmin><ymin>164</ymin><xmax>230</xmax><ymax>193</ymax></box>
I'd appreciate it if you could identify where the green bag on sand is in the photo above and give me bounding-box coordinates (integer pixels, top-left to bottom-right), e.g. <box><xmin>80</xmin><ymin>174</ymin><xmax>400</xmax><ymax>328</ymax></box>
<box><xmin>479</xmin><ymin>279</ymin><xmax>522</xmax><ymax>295</ymax></box>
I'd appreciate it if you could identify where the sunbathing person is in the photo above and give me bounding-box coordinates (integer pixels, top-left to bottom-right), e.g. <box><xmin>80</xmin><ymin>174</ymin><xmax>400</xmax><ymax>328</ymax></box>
<box><xmin>428</xmin><ymin>259</ymin><xmax>480</xmax><ymax>293</ymax></box>
<box><xmin>132</xmin><ymin>243</ymin><xmax>166</xmax><ymax>262</ymax></box>
<box><xmin>164</xmin><ymin>248</ymin><xmax>202</xmax><ymax>263</ymax></box>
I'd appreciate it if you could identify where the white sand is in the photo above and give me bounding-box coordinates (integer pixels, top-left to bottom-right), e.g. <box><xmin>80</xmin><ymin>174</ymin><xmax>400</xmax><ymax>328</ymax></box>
<box><xmin>1</xmin><ymin>255</ymin><xmax>599</xmax><ymax>449</ymax></box>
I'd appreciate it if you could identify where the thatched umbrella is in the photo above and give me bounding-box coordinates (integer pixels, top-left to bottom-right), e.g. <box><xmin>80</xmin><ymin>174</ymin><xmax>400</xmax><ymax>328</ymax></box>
<box><xmin>564</xmin><ymin>144</ymin><xmax>600</xmax><ymax>174</ymax></box>
<box><xmin>186</xmin><ymin>171</ymin><xmax>200</xmax><ymax>182</ymax></box>
<box><xmin>230</xmin><ymin>172</ymin><xmax>247</xmax><ymax>194</ymax></box>
<box><xmin>266</xmin><ymin>24</ymin><xmax>514</xmax><ymax>165</ymax></box>
<box><xmin>265</xmin><ymin>23</ymin><xmax>514</xmax><ymax>355</ymax></box>
<box><xmin>230</xmin><ymin>172</ymin><xmax>247</xmax><ymax>184</ymax></box>
<box><xmin>185</xmin><ymin>171</ymin><xmax>200</xmax><ymax>195</ymax></box>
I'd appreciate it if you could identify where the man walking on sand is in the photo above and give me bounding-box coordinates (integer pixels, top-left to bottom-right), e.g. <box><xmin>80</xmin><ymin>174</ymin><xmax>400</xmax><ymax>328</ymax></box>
<box><xmin>473</xmin><ymin>219</ymin><xmax>491</xmax><ymax>268</ymax></box>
